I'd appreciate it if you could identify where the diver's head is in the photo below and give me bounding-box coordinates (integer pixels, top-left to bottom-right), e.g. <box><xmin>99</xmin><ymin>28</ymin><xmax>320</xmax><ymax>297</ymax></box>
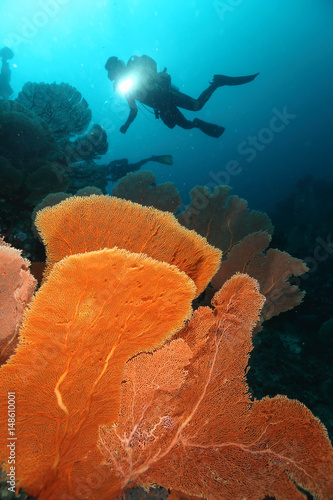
<box><xmin>105</xmin><ymin>56</ymin><xmax>125</xmax><ymax>81</ymax></box>
<box><xmin>0</xmin><ymin>47</ymin><xmax>14</xmax><ymax>61</ymax></box>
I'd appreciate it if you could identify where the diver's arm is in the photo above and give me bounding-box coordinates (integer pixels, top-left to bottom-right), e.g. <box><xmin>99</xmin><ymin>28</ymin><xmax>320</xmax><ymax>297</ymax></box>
<box><xmin>120</xmin><ymin>98</ymin><xmax>138</xmax><ymax>133</ymax></box>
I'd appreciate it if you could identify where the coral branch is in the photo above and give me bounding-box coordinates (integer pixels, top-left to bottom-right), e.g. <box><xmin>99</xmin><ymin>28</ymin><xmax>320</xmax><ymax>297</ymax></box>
<box><xmin>112</xmin><ymin>170</ymin><xmax>182</xmax><ymax>213</ymax></box>
<box><xmin>99</xmin><ymin>274</ymin><xmax>333</xmax><ymax>499</ymax></box>
<box><xmin>35</xmin><ymin>195</ymin><xmax>222</xmax><ymax>296</ymax></box>
<box><xmin>16</xmin><ymin>82</ymin><xmax>92</xmax><ymax>139</ymax></box>
<box><xmin>0</xmin><ymin>248</ymin><xmax>196</xmax><ymax>499</ymax></box>
<box><xmin>211</xmin><ymin>232</ymin><xmax>309</xmax><ymax>326</ymax></box>
<box><xmin>0</xmin><ymin>237</ymin><xmax>36</xmax><ymax>365</ymax></box>
<box><xmin>178</xmin><ymin>185</ymin><xmax>273</xmax><ymax>253</ymax></box>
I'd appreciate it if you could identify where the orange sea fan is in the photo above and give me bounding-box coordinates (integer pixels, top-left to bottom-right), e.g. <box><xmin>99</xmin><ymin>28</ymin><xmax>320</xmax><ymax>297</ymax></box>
<box><xmin>99</xmin><ymin>273</ymin><xmax>333</xmax><ymax>499</ymax></box>
<box><xmin>210</xmin><ymin>231</ymin><xmax>308</xmax><ymax>327</ymax></box>
<box><xmin>0</xmin><ymin>247</ymin><xmax>196</xmax><ymax>499</ymax></box>
<box><xmin>34</xmin><ymin>195</ymin><xmax>221</xmax><ymax>296</ymax></box>
<box><xmin>112</xmin><ymin>170</ymin><xmax>182</xmax><ymax>213</ymax></box>
<box><xmin>177</xmin><ymin>185</ymin><xmax>274</xmax><ymax>253</ymax></box>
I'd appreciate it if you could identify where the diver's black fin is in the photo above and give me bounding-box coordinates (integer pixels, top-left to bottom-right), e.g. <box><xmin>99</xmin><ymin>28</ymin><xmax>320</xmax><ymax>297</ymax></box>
<box><xmin>150</xmin><ymin>155</ymin><xmax>174</xmax><ymax>165</ymax></box>
<box><xmin>193</xmin><ymin>118</ymin><xmax>225</xmax><ymax>138</ymax></box>
<box><xmin>211</xmin><ymin>73</ymin><xmax>259</xmax><ymax>87</ymax></box>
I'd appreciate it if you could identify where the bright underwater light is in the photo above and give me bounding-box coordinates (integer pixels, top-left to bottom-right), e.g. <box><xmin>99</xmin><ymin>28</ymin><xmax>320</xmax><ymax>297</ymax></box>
<box><xmin>118</xmin><ymin>77</ymin><xmax>135</xmax><ymax>94</ymax></box>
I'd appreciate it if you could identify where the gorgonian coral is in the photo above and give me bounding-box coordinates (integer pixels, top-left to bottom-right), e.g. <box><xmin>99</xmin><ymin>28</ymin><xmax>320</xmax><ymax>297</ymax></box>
<box><xmin>16</xmin><ymin>82</ymin><xmax>92</xmax><ymax>139</ymax></box>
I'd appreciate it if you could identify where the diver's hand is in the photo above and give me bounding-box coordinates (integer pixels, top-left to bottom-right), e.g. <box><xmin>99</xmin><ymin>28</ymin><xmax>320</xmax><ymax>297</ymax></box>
<box><xmin>120</xmin><ymin>125</ymin><xmax>128</xmax><ymax>134</ymax></box>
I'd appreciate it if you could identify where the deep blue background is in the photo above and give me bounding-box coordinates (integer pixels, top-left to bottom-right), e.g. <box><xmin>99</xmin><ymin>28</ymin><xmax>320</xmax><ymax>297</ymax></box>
<box><xmin>2</xmin><ymin>0</ymin><xmax>333</xmax><ymax>212</ymax></box>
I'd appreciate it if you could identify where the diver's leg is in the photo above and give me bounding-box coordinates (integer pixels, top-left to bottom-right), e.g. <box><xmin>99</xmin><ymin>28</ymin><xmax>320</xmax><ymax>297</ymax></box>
<box><xmin>131</xmin><ymin>158</ymin><xmax>153</xmax><ymax>169</ymax></box>
<box><xmin>170</xmin><ymin>85</ymin><xmax>222</xmax><ymax>111</ymax></box>
<box><xmin>193</xmin><ymin>118</ymin><xmax>225</xmax><ymax>138</ymax></box>
<box><xmin>167</xmin><ymin>89</ymin><xmax>200</xmax><ymax>112</ymax></box>
<box><xmin>211</xmin><ymin>73</ymin><xmax>259</xmax><ymax>87</ymax></box>
<box><xmin>172</xmin><ymin>72</ymin><xmax>259</xmax><ymax>111</ymax></box>
<box><xmin>160</xmin><ymin>105</ymin><xmax>225</xmax><ymax>138</ymax></box>
<box><xmin>160</xmin><ymin>105</ymin><xmax>196</xmax><ymax>129</ymax></box>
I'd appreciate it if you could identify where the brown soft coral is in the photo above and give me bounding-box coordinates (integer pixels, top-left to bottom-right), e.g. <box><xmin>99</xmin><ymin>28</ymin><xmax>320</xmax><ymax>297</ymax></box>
<box><xmin>178</xmin><ymin>185</ymin><xmax>307</xmax><ymax>325</ymax></box>
<box><xmin>112</xmin><ymin>170</ymin><xmax>182</xmax><ymax>213</ymax></box>
<box><xmin>178</xmin><ymin>185</ymin><xmax>273</xmax><ymax>252</ymax></box>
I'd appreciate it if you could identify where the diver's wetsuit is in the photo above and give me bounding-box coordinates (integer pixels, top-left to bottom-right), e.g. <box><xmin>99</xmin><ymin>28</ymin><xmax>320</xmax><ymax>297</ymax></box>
<box><xmin>115</xmin><ymin>57</ymin><xmax>259</xmax><ymax>137</ymax></box>
<box><xmin>124</xmin><ymin>77</ymin><xmax>225</xmax><ymax>136</ymax></box>
<box><xmin>106</xmin><ymin>155</ymin><xmax>172</xmax><ymax>182</ymax></box>
<box><xmin>157</xmin><ymin>84</ymin><xmax>220</xmax><ymax>130</ymax></box>
<box><xmin>155</xmin><ymin>74</ymin><xmax>259</xmax><ymax>134</ymax></box>
<box><xmin>107</xmin><ymin>157</ymin><xmax>153</xmax><ymax>182</ymax></box>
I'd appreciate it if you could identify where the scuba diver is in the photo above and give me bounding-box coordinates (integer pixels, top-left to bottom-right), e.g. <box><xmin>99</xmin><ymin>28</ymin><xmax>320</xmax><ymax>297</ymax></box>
<box><xmin>0</xmin><ymin>47</ymin><xmax>14</xmax><ymax>99</ymax></box>
<box><xmin>106</xmin><ymin>154</ymin><xmax>173</xmax><ymax>182</ymax></box>
<box><xmin>105</xmin><ymin>55</ymin><xmax>259</xmax><ymax>138</ymax></box>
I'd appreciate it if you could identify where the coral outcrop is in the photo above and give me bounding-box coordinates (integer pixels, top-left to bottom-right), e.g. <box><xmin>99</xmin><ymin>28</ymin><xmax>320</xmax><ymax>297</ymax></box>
<box><xmin>16</xmin><ymin>82</ymin><xmax>92</xmax><ymax>139</ymax></box>
<box><xmin>0</xmin><ymin>100</ymin><xmax>61</xmax><ymax>167</ymax></box>
<box><xmin>0</xmin><ymin>248</ymin><xmax>196</xmax><ymax>499</ymax></box>
<box><xmin>0</xmin><ymin>237</ymin><xmax>36</xmax><ymax>365</ymax></box>
<box><xmin>35</xmin><ymin>195</ymin><xmax>221</xmax><ymax>296</ymax></box>
<box><xmin>99</xmin><ymin>274</ymin><xmax>333</xmax><ymax>499</ymax></box>
<box><xmin>0</xmin><ymin>196</ymin><xmax>332</xmax><ymax>500</ymax></box>
<box><xmin>178</xmin><ymin>185</ymin><xmax>307</xmax><ymax>325</ymax></box>
<box><xmin>112</xmin><ymin>170</ymin><xmax>182</xmax><ymax>213</ymax></box>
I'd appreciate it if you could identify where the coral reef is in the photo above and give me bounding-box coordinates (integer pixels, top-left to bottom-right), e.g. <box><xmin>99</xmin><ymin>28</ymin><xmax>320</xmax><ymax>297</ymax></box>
<box><xmin>0</xmin><ymin>196</ymin><xmax>332</xmax><ymax>499</ymax></box>
<box><xmin>99</xmin><ymin>274</ymin><xmax>333</xmax><ymax>499</ymax></box>
<box><xmin>178</xmin><ymin>185</ymin><xmax>274</xmax><ymax>251</ymax></box>
<box><xmin>0</xmin><ymin>237</ymin><xmax>36</xmax><ymax>365</ymax></box>
<box><xmin>25</xmin><ymin>162</ymin><xmax>70</xmax><ymax>206</ymax></box>
<box><xmin>0</xmin><ymin>156</ymin><xmax>23</xmax><ymax>196</ymax></box>
<box><xmin>61</xmin><ymin>123</ymin><xmax>108</xmax><ymax>164</ymax></box>
<box><xmin>210</xmin><ymin>231</ymin><xmax>308</xmax><ymax>327</ymax></box>
<box><xmin>0</xmin><ymin>247</ymin><xmax>196</xmax><ymax>499</ymax></box>
<box><xmin>67</xmin><ymin>160</ymin><xmax>108</xmax><ymax>193</ymax></box>
<box><xmin>16</xmin><ymin>82</ymin><xmax>92</xmax><ymax>139</ymax></box>
<box><xmin>0</xmin><ymin>100</ymin><xmax>62</xmax><ymax>168</ymax></box>
<box><xmin>0</xmin><ymin>84</ymin><xmax>110</xmax><ymax>258</ymax></box>
<box><xmin>177</xmin><ymin>186</ymin><xmax>307</xmax><ymax>325</ymax></box>
<box><xmin>35</xmin><ymin>195</ymin><xmax>221</xmax><ymax>295</ymax></box>
<box><xmin>15</xmin><ymin>82</ymin><xmax>108</xmax><ymax>175</ymax></box>
<box><xmin>0</xmin><ymin>99</ymin><xmax>68</xmax><ymax>256</ymax></box>
<box><xmin>112</xmin><ymin>170</ymin><xmax>182</xmax><ymax>213</ymax></box>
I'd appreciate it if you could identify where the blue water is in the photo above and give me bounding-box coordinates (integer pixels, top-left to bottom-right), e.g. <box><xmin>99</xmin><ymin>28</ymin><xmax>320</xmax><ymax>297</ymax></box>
<box><xmin>1</xmin><ymin>0</ymin><xmax>333</xmax><ymax>210</ymax></box>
